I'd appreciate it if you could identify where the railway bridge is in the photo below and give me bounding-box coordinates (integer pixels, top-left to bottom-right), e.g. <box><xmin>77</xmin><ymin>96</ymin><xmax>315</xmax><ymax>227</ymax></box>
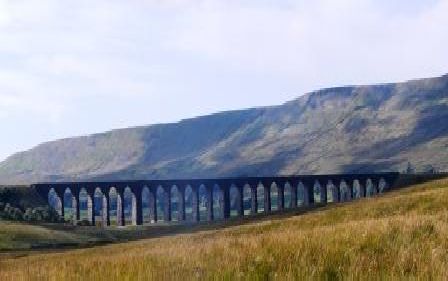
<box><xmin>32</xmin><ymin>173</ymin><xmax>398</xmax><ymax>226</ymax></box>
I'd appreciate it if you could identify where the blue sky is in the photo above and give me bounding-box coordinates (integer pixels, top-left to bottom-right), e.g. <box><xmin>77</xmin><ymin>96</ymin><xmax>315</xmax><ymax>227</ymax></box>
<box><xmin>0</xmin><ymin>0</ymin><xmax>447</xmax><ymax>161</ymax></box>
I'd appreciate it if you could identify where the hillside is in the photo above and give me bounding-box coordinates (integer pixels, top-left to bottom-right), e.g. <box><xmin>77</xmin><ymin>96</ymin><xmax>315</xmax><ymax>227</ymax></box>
<box><xmin>1</xmin><ymin>74</ymin><xmax>448</xmax><ymax>184</ymax></box>
<box><xmin>1</xmin><ymin>179</ymin><xmax>448</xmax><ymax>279</ymax></box>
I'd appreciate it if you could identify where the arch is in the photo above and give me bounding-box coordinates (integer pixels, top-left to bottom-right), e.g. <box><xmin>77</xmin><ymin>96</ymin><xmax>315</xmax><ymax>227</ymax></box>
<box><xmin>198</xmin><ymin>184</ymin><xmax>208</xmax><ymax>222</ymax></box>
<box><xmin>326</xmin><ymin>181</ymin><xmax>336</xmax><ymax>203</ymax></box>
<box><xmin>313</xmin><ymin>181</ymin><xmax>322</xmax><ymax>203</ymax></box>
<box><xmin>109</xmin><ymin>187</ymin><xmax>121</xmax><ymax>226</ymax></box>
<box><xmin>79</xmin><ymin>188</ymin><xmax>92</xmax><ymax>224</ymax></box>
<box><xmin>284</xmin><ymin>182</ymin><xmax>292</xmax><ymax>209</ymax></box>
<box><xmin>48</xmin><ymin>188</ymin><xmax>62</xmax><ymax>217</ymax></box>
<box><xmin>256</xmin><ymin>183</ymin><xmax>265</xmax><ymax>213</ymax></box>
<box><xmin>229</xmin><ymin>184</ymin><xmax>240</xmax><ymax>217</ymax></box>
<box><xmin>378</xmin><ymin>178</ymin><xmax>388</xmax><ymax>193</ymax></box>
<box><xmin>170</xmin><ymin>185</ymin><xmax>181</xmax><ymax>222</ymax></box>
<box><xmin>270</xmin><ymin>182</ymin><xmax>279</xmax><ymax>211</ymax></box>
<box><xmin>64</xmin><ymin>188</ymin><xmax>76</xmax><ymax>223</ymax></box>
<box><xmin>212</xmin><ymin>184</ymin><xmax>224</xmax><ymax>220</ymax></box>
<box><xmin>184</xmin><ymin>185</ymin><xmax>194</xmax><ymax>222</ymax></box>
<box><xmin>366</xmin><ymin>179</ymin><xmax>375</xmax><ymax>197</ymax></box>
<box><xmin>339</xmin><ymin>180</ymin><xmax>350</xmax><ymax>202</ymax></box>
<box><xmin>94</xmin><ymin>188</ymin><xmax>107</xmax><ymax>226</ymax></box>
<box><xmin>353</xmin><ymin>180</ymin><xmax>361</xmax><ymax>199</ymax></box>
<box><xmin>243</xmin><ymin>184</ymin><xmax>252</xmax><ymax>216</ymax></box>
<box><xmin>297</xmin><ymin>182</ymin><xmax>305</xmax><ymax>206</ymax></box>
<box><xmin>124</xmin><ymin>187</ymin><xmax>137</xmax><ymax>226</ymax></box>
<box><xmin>156</xmin><ymin>186</ymin><xmax>166</xmax><ymax>222</ymax></box>
<box><xmin>141</xmin><ymin>186</ymin><xmax>151</xmax><ymax>224</ymax></box>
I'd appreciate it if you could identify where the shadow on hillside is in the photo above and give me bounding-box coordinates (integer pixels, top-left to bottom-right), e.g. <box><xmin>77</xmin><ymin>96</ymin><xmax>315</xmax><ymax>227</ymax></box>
<box><xmin>344</xmin><ymin>103</ymin><xmax>448</xmax><ymax>173</ymax></box>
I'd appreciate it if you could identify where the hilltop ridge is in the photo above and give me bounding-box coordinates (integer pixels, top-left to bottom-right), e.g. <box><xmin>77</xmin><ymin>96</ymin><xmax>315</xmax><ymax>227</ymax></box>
<box><xmin>1</xmin><ymin>74</ymin><xmax>447</xmax><ymax>184</ymax></box>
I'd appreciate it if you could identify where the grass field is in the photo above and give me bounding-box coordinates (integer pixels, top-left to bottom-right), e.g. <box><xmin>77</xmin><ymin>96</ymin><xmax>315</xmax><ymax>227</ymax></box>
<box><xmin>0</xmin><ymin>222</ymin><xmax>95</xmax><ymax>251</ymax></box>
<box><xmin>1</xmin><ymin>179</ymin><xmax>448</xmax><ymax>280</ymax></box>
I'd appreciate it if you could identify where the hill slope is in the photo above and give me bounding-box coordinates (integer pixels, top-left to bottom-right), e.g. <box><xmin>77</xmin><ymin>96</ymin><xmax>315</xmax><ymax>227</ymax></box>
<box><xmin>1</xmin><ymin>179</ymin><xmax>448</xmax><ymax>279</ymax></box>
<box><xmin>1</xmin><ymin>74</ymin><xmax>448</xmax><ymax>184</ymax></box>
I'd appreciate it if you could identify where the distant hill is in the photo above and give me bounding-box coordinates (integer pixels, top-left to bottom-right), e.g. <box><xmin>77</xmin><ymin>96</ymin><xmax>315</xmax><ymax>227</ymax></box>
<box><xmin>1</xmin><ymin>74</ymin><xmax>447</xmax><ymax>185</ymax></box>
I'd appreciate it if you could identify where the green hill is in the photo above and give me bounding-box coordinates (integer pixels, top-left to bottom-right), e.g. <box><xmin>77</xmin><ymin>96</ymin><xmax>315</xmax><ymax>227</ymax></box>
<box><xmin>1</xmin><ymin>74</ymin><xmax>448</xmax><ymax>185</ymax></box>
<box><xmin>1</xmin><ymin>178</ymin><xmax>448</xmax><ymax>279</ymax></box>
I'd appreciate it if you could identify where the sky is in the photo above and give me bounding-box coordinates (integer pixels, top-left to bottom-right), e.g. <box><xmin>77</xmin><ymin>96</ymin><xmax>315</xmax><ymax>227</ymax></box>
<box><xmin>0</xmin><ymin>0</ymin><xmax>447</xmax><ymax>161</ymax></box>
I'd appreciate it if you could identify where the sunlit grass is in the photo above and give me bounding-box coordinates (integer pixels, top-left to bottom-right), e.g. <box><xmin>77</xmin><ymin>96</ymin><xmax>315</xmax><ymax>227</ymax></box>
<box><xmin>1</xmin><ymin>179</ymin><xmax>448</xmax><ymax>280</ymax></box>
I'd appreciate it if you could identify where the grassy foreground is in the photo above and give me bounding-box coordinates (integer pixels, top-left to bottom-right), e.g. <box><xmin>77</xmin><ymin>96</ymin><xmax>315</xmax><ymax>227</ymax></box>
<box><xmin>0</xmin><ymin>222</ymin><xmax>96</xmax><ymax>251</ymax></box>
<box><xmin>1</xmin><ymin>179</ymin><xmax>448</xmax><ymax>280</ymax></box>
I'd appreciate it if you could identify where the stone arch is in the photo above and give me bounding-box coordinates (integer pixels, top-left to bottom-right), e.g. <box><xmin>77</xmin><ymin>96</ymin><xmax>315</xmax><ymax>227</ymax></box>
<box><xmin>48</xmin><ymin>188</ymin><xmax>62</xmax><ymax>217</ymax></box>
<box><xmin>94</xmin><ymin>188</ymin><xmax>107</xmax><ymax>227</ymax></box>
<box><xmin>64</xmin><ymin>188</ymin><xmax>76</xmax><ymax>223</ymax></box>
<box><xmin>270</xmin><ymin>182</ymin><xmax>279</xmax><ymax>211</ymax></box>
<box><xmin>378</xmin><ymin>178</ymin><xmax>388</xmax><ymax>193</ymax></box>
<box><xmin>79</xmin><ymin>188</ymin><xmax>92</xmax><ymax>224</ymax></box>
<box><xmin>256</xmin><ymin>183</ymin><xmax>265</xmax><ymax>213</ymax></box>
<box><xmin>156</xmin><ymin>186</ymin><xmax>166</xmax><ymax>222</ymax></box>
<box><xmin>212</xmin><ymin>184</ymin><xmax>224</xmax><ymax>220</ymax></box>
<box><xmin>171</xmin><ymin>185</ymin><xmax>181</xmax><ymax>222</ymax></box>
<box><xmin>198</xmin><ymin>184</ymin><xmax>208</xmax><ymax>222</ymax></box>
<box><xmin>124</xmin><ymin>187</ymin><xmax>137</xmax><ymax>226</ymax></box>
<box><xmin>229</xmin><ymin>184</ymin><xmax>240</xmax><ymax>217</ymax></box>
<box><xmin>313</xmin><ymin>181</ymin><xmax>322</xmax><ymax>203</ymax></box>
<box><xmin>366</xmin><ymin>179</ymin><xmax>375</xmax><ymax>197</ymax></box>
<box><xmin>352</xmin><ymin>180</ymin><xmax>361</xmax><ymax>199</ymax></box>
<box><xmin>284</xmin><ymin>182</ymin><xmax>292</xmax><ymax>209</ymax></box>
<box><xmin>339</xmin><ymin>180</ymin><xmax>350</xmax><ymax>202</ymax></box>
<box><xmin>184</xmin><ymin>185</ymin><xmax>194</xmax><ymax>222</ymax></box>
<box><xmin>243</xmin><ymin>184</ymin><xmax>252</xmax><ymax>216</ymax></box>
<box><xmin>297</xmin><ymin>182</ymin><xmax>305</xmax><ymax>206</ymax></box>
<box><xmin>141</xmin><ymin>186</ymin><xmax>151</xmax><ymax>224</ymax></box>
<box><xmin>109</xmin><ymin>187</ymin><xmax>122</xmax><ymax>226</ymax></box>
<box><xmin>326</xmin><ymin>180</ymin><xmax>336</xmax><ymax>203</ymax></box>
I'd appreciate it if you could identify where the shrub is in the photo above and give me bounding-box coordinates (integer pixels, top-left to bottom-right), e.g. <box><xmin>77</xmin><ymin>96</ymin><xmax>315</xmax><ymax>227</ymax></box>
<box><xmin>0</xmin><ymin>201</ymin><xmax>62</xmax><ymax>223</ymax></box>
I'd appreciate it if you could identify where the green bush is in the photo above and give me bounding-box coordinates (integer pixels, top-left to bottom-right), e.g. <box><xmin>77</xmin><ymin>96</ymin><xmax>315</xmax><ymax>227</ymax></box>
<box><xmin>0</xmin><ymin>186</ymin><xmax>62</xmax><ymax>223</ymax></box>
<box><xmin>0</xmin><ymin>201</ymin><xmax>62</xmax><ymax>223</ymax></box>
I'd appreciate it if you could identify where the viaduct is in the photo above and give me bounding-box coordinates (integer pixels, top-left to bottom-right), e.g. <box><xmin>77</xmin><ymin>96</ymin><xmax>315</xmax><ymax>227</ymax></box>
<box><xmin>32</xmin><ymin>173</ymin><xmax>400</xmax><ymax>226</ymax></box>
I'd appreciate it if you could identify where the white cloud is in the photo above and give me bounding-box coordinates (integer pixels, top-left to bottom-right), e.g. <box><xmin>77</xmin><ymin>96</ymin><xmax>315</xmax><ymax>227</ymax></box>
<box><xmin>168</xmin><ymin>0</ymin><xmax>448</xmax><ymax>82</ymax></box>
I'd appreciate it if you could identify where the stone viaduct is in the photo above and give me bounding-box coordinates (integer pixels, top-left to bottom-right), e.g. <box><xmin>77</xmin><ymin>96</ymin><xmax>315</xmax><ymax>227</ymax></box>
<box><xmin>32</xmin><ymin>173</ymin><xmax>399</xmax><ymax>226</ymax></box>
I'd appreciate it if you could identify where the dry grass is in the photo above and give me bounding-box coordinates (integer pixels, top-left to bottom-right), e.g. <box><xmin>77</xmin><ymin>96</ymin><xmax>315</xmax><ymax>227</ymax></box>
<box><xmin>1</xmin><ymin>179</ymin><xmax>448</xmax><ymax>280</ymax></box>
<box><xmin>0</xmin><ymin>222</ymin><xmax>94</xmax><ymax>251</ymax></box>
